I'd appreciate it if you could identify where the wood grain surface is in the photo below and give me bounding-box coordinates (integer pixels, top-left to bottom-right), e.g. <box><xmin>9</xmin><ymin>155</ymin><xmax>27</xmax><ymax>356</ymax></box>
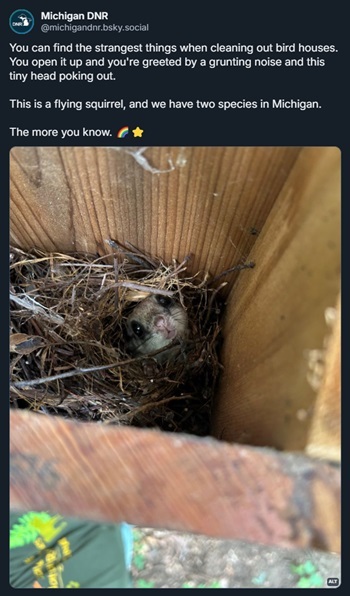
<box><xmin>10</xmin><ymin>410</ymin><xmax>340</xmax><ymax>552</ymax></box>
<box><xmin>306</xmin><ymin>294</ymin><xmax>341</xmax><ymax>461</ymax></box>
<box><xmin>212</xmin><ymin>147</ymin><xmax>340</xmax><ymax>452</ymax></box>
<box><xmin>10</xmin><ymin>146</ymin><xmax>301</xmax><ymax>285</ymax></box>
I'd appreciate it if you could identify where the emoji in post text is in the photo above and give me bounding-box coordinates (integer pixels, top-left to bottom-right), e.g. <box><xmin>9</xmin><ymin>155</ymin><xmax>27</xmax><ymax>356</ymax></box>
<box><xmin>117</xmin><ymin>126</ymin><xmax>129</xmax><ymax>138</ymax></box>
<box><xmin>132</xmin><ymin>127</ymin><xmax>144</xmax><ymax>138</ymax></box>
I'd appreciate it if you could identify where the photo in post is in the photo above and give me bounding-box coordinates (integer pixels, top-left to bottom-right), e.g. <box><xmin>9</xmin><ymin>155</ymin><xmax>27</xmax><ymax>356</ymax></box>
<box><xmin>10</xmin><ymin>146</ymin><xmax>340</xmax><ymax>588</ymax></box>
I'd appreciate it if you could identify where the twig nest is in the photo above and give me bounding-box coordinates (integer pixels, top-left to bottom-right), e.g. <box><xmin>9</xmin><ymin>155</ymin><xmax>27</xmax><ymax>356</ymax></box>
<box><xmin>10</xmin><ymin>241</ymin><xmax>230</xmax><ymax>436</ymax></box>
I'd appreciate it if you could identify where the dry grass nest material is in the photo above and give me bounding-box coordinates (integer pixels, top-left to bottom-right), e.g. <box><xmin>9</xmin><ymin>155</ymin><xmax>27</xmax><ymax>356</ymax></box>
<box><xmin>10</xmin><ymin>241</ymin><xmax>254</xmax><ymax>436</ymax></box>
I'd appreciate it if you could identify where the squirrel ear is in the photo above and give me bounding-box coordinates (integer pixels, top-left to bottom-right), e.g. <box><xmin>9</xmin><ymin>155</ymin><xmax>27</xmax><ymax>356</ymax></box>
<box><xmin>155</xmin><ymin>295</ymin><xmax>173</xmax><ymax>307</ymax></box>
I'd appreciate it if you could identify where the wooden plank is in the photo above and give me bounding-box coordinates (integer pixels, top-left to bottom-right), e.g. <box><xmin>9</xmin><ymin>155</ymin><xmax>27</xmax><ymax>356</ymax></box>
<box><xmin>10</xmin><ymin>410</ymin><xmax>340</xmax><ymax>552</ymax></box>
<box><xmin>306</xmin><ymin>295</ymin><xmax>341</xmax><ymax>461</ymax></box>
<box><xmin>212</xmin><ymin>147</ymin><xmax>341</xmax><ymax>451</ymax></box>
<box><xmin>10</xmin><ymin>147</ymin><xmax>301</xmax><ymax>288</ymax></box>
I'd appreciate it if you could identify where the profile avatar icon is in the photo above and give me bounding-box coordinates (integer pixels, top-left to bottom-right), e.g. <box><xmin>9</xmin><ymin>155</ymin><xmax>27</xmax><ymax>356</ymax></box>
<box><xmin>9</xmin><ymin>9</ymin><xmax>35</xmax><ymax>34</ymax></box>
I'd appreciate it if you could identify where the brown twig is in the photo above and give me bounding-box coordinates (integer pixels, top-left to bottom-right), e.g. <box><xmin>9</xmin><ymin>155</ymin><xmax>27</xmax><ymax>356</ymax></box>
<box><xmin>9</xmin><ymin>244</ymin><xmax>236</xmax><ymax>435</ymax></box>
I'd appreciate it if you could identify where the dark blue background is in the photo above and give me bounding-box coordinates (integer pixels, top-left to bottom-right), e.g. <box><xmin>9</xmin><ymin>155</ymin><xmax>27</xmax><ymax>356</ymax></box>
<box><xmin>2</xmin><ymin>3</ymin><xmax>347</xmax><ymax>593</ymax></box>
<box><xmin>2</xmin><ymin>2</ymin><xmax>347</xmax><ymax>146</ymax></box>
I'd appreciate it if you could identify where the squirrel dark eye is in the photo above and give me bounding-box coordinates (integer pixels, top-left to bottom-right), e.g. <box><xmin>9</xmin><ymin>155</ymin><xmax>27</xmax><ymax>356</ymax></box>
<box><xmin>131</xmin><ymin>321</ymin><xmax>145</xmax><ymax>338</ymax></box>
<box><xmin>156</xmin><ymin>295</ymin><xmax>173</xmax><ymax>307</ymax></box>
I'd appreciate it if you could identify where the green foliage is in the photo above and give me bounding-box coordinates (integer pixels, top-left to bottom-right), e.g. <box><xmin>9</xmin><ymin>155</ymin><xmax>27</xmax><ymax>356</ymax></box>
<box><xmin>132</xmin><ymin>529</ymin><xmax>144</xmax><ymax>543</ymax></box>
<box><xmin>291</xmin><ymin>560</ymin><xmax>324</xmax><ymax>588</ymax></box>
<box><xmin>132</xmin><ymin>529</ymin><xmax>147</xmax><ymax>570</ymax></box>
<box><xmin>296</xmin><ymin>575</ymin><xmax>323</xmax><ymax>588</ymax></box>
<box><xmin>133</xmin><ymin>553</ymin><xmax>146</xmax><ymax>571</ymax></box>
<box><xmin>136</xmin><ymin>579</ymin><xmax>156</xmax><ymax>588</ymax></box>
